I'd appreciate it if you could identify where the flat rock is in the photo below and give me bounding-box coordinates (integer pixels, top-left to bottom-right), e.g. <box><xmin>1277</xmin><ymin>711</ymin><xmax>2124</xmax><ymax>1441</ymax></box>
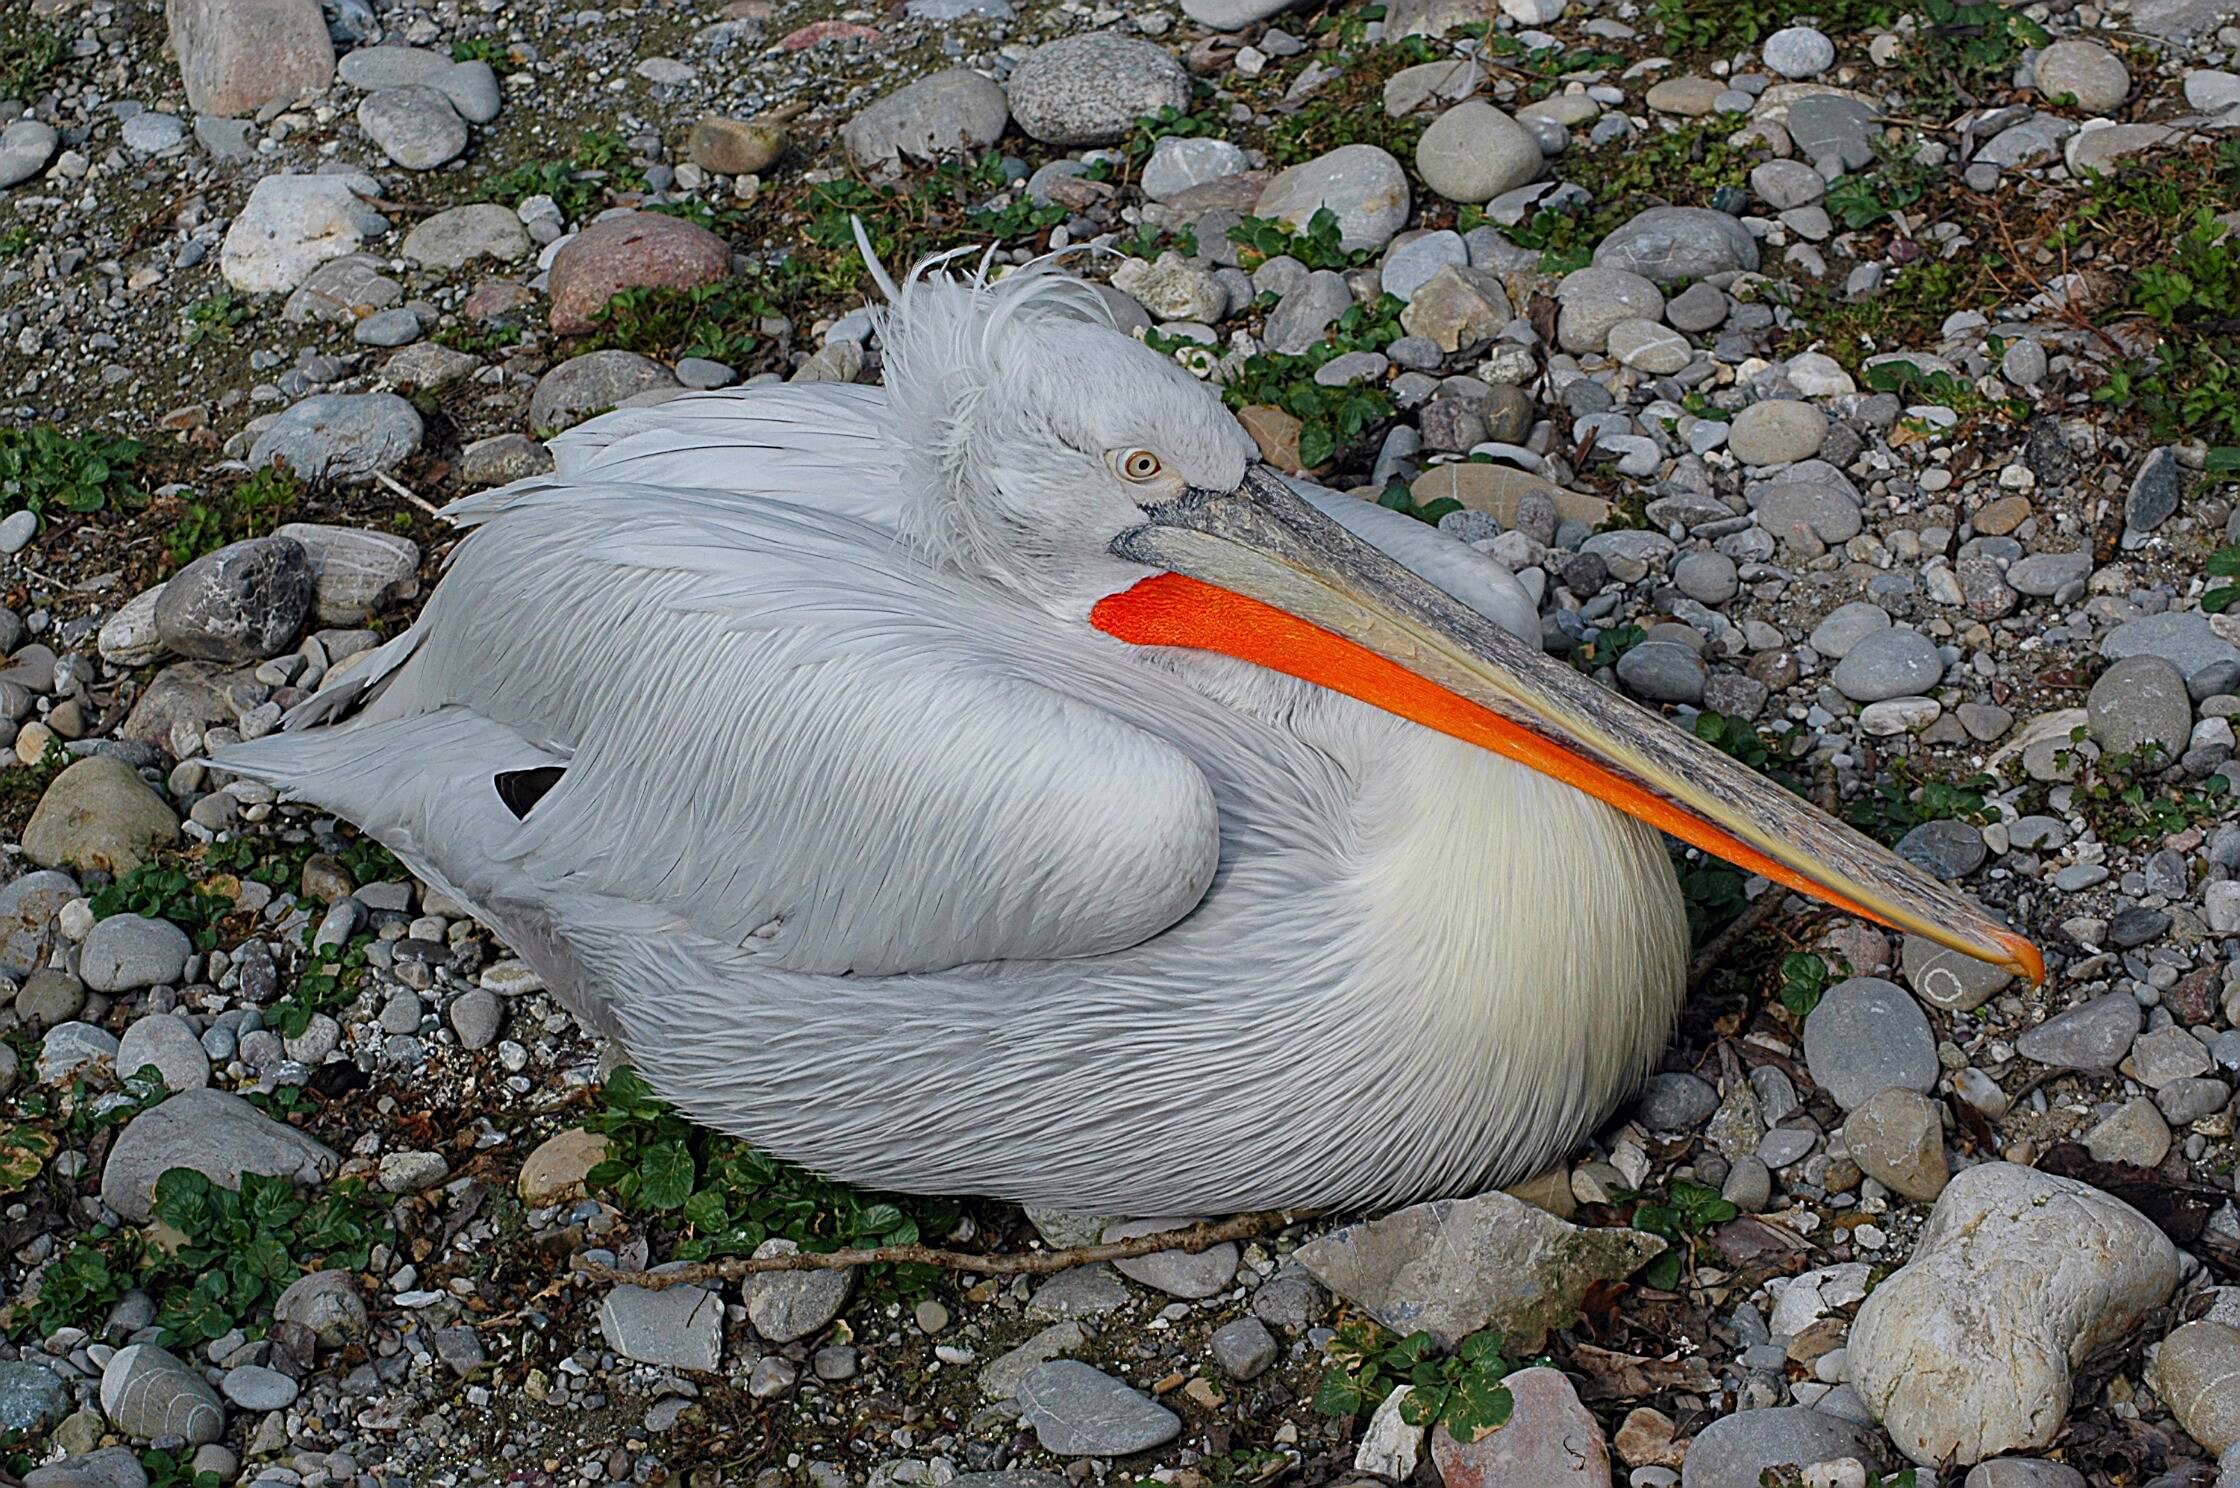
<box><xmin>1102</xmin><ymin>1218</ymin><xmax>1239</xmax><ymax>1299</ymax></box>
<box><xmin>0</xmin><ymin>870</ymin><xmax>81</xmax><ymax>978</ymax></box>
<box><xmin>1831</xmin><ymin>626</ymin><xmax>1942</xmax><ymax>703</ymax></box>
<box><xmin>1593</xmin><ymin>206</ymin><xmax>1759</xmax><ymax>284</ymax></box>
<box><xmin>220</xmin><ymin>173</ymin><xmax>388</xmax><ymax>295</ymax></box>
<box><xmin>249</xmin><ymin>392</ymin><xmax>423</xmax><ymax>485</ymax></box>
<box><xmin>1255</xmin><ymin>144</ymin><xmax>1412</xmax><ymax>253</ymax></box>
<box><xmin>23</xmin><ymin>758</ymin><xmax>179</xmax><ymax>877</ymax></box>
<box><xmin>2151</xmin><ymin>1320</ymin><xmax>2240</xmax><ymax>1456</ymax></box>
<box><xmin>2015</xmin><ymin>992</ymin><xmax>2141</xmax><ymax>1071</ymax></box>
<box><xmin>745</xmin><ymin>1238</ymin><xmax>855</xmax><ymax>1342</ymax></box>
<box><xmin>1680</xmin><ymin>1408</ymin><xmax>1889</xmax><ymax>1487</ymax></box>
<box><xmin>0</xmin><ymin>120</ymin><xmax>58</xmax><ymax>189</ymax></box>
<box><xmin>1292</xmin><ymin>1191</ymin><xmax>1663</xmax><ymax>1351</ymax></box>
<box><xmin>100</xmin><ymin>1087</ymin><xmax>339</xmax><ymax>1222</ymax></box>
<box><xmin>0</xmin><ymin>1361</ymin><xmax>68</xmax><ymax>1434</ymax></box>
<box><xmin>358</xmin><ymin>85</ymin><xmax>467</xmax><ymax>169</ymax></box>
<box><xmin>517</xmin><ymin>1127</ymin><xmax>609</xmax><ymax>1203</ymax></box>
<box><xmin>1899</xmin><ymin>933</ymin><xmax>2012</xmax><ymax>1012</ymax></box>
<box><xmin>1850</xmin><ymin>1162</ymin><xmax>2179</xmax><ymax>1466</ymax></box>
<box><xmin>530</xmin><ymin>350</ymin><xmax>679</xmax><ymax>431</ymax></box>
<box><xmin>401</xmin><ymin>203</ymin><xmax>531</xmax><ymax>269</ymax></box>
<box><xmin>1017</xmin><ymin>1360</ymin><xmax>1181</xmax><ymax>1456</ymax></box>
<box><xmin>599</xmin><ymin>1283</ymin><xmax>723</xmax><ymax>1371</ymax></box>
<box><xmin>844</xmin><ymin>69</ymin><xmax>1008</xmax><ymax>165</ymax></box>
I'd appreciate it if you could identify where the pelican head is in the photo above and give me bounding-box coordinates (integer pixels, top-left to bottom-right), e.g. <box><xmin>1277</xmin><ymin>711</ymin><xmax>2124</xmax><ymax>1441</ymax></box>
<box><xmin>861</xmin><ymin>238</ymin><xmax>2042</xmax><ymax>985</ymax></box>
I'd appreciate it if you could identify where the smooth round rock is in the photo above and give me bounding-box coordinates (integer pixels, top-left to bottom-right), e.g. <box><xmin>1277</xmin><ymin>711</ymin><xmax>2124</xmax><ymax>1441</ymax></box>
<box><xmin>248</xmin><ymin>392</ymin><xmax>424</xmax><ymax>484</ymax></box>
<box><xmin>79</xmin><ymin>916</ymin><xmax>192</xmax><ymax>995</ymax></box>
<box><xmin>2036</xmin><ymin>40</ymin><xmax>2131</xmax><ymax>112</ymax></box>
<box><xmin>1831</xmin><ymin>627</ymin><xmax>1942</xmax><ymax>703</ymax></box>
<box><xmin>401</xmin><ymin>202</ymin><xmax>531</xmax><ymax>268</ymax></box>
<box><xmin>1728</xmin><ymin>399</ymin><xmax>1828</xmax><ymax>465</ymax></box>
<box><xmin>0</xmin><ymin>120</ymin><xmax>59</xmax><ymax>189</ymax></box>
<box><xmin>1762</xmin><ymin>26</ymin><xmax>1836</xmax><ymax>79</ymax></box>
<box><xmin>1415</xmin><ymin>99</ymin><xmax>1541</xmax><ymax>204</ymax></box>
<box><xmin>2087</xmin><ymin>653</ymin><xmax>2192</xmax><ymax>760</ymax></box>
<box><xmin>1594</xmin><ymin>206</ymin><xmax>1760</xmax><ymax>284</ymax></box>
<box><xmin>546</xmin><ymin>211</ymin><xmax>733</xmax><ymax>335</ymax></box>
<box><xmin>1801</xmin><ymin>976</ymin><xmax>1938</xmax><ymax>1110</ymax></box>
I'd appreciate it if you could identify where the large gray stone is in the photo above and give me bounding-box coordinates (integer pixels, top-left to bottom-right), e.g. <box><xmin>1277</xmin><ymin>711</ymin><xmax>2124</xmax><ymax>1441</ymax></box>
<box><xmin>1414</xmin><ymin>99</ymin><xmax>1541</xmax><ymax>204</ymax></box>
<box><xmin>80</xmin><ymin>916</ymin><xmax>192</xmax><ymax>994</ymax></box>
<box><xmin>1801</xmin><ymin>976</ymin><xmax>1938</xmax><ymax>1109</ymax></box>
<box><xmin>2014</xmin><ymin>992</ymin><xmax>2141</xmax><ymax>1071</ymax></box>
<box><xmin>220</xmin><ymin>173</ymin><xmax>388</xmax><ymax>295</ymax></box>
<box><xmin>744</xmin><ymin>1239</ymin><xmax>854</xmax><ymax>1342</ymax></box>
<box><xmin>0</xmin><ymin>1361</ymin><xmax>69</xmax><ymax>1434</ymax></box>
<box><xmin>400</xmin><ymin>203</ymin><xmax>530</xmax><ymax>269</ymax></box>
<box><xmin>271</xmin><ymin>524</ymin><xmax>420</xmax><ymax>625</ymax></box>
<box><xmin>598</xmin><ymin>1282</ymin><xmax>723</xmax><ymax>1370</ymax></box>
<box><xmin>1005</xmin><ymin>34</ymin><xmax>1189</xmax><ymax>147</ymax></box>
<box><xmin>1831</xmin><ymin>626</ymin><xmax>1942</xmax><ymax>703</ymax></box>
<box><xmin>357</xmin><ymin>84</ymin><xmax>468</xmax><ymax>170</ymax></box>
<box><xmin>1592</xmin><ymin>206</ymin><xmax>1759</xmax><ymax>284</ymax></box>
<box><xmin>23</xmin><ymin>758</ymin><xmax>179</xmax><ymax>877</ymax></box>
<box><xmin>530</xmin><ymin>351</ymin><xmax>680</xmax><ymax>432</ymax></box>
<box><xmin>1017</xmin><ymin>1361</ymin><xmax>1181</xmax><ymax>1456</ymax></box>
<box><xmin>2087</xmin><ymin>653</ymin><xmax>2192</xmax><ymax>759</ymax></box>
<box><xmin>0</xmin><ymin>120</ymin><xmax>58</xmax><ymax>189</ymax></box>
<box><xmin>153</xmin><ymin>536</ymin><xmax>314</xmax><ymax>663</ymax></box>
<box><xmin>100</xmin><ymin>1088</ymin><xmax>339</xmax><ymax>1223</ymax></box>
<box><xmin>844</xmin><ymin>69</ymin><xmax>1009</xmax><ymax>165</ymax></box>
<box><xmin>249</xmin><ymin>393</ymin><xmax>423</xmax><ymax>484</ymax></box>
<box><xmin>1255</xmin><ymin>144</ymin><xmax>1412</xmax><ymax>254</ymax></box>
<box><xmin>1680</xmin><ymin>1408</ymin><xmax>1889</xmax><ymax>1487</ymax></box>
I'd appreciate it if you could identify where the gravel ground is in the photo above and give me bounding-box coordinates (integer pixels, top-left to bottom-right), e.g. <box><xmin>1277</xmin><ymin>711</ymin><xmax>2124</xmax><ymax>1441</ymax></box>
<box><xmin>5</xmin><ymin>0</ymin><xmax>2240</xmax><ymax>1483</ymax></box>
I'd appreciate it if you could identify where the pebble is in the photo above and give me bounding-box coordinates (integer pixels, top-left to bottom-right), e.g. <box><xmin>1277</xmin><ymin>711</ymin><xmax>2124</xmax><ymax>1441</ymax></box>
<box><xmin>2152</xmin><ymin>1320</ymin><xmax>2240</xmax><ymax>1455</ymax></box>
<box><xmin>1830</xmin><ymin>627</ymin><xmax>1942</xmax><ymax>703</ymax></box>
<box><xmin>1801</xmin><ymin>977</ymin><xmax>1938</xmax><ymax>1110</ymax></box>
<box><xmin>100</xmin><ymin>1088</ymin><xmax>338</xmax><ymax>1222</ymax></box>
<box><xmin>153</xmin><ymin>536</ymin><xmax>315</xmax><ymax>663</ymax></box>
<box><xmin>220</xmin><ymin>172</ymin><xmax>389</xmax><ymax>294</ymax></box>
<box><xmin>546</xmin><ymin>211</ymin><xmax>734</xmax><ymax>334</ymax></box>
<box><xmin>99</xmin><ymin>1344</ymin><xmax>223</xmax><ymax>1446</ymax></box>
<box><xmin>1679</xmin><ymin>1408</ymin><xmax>1889</xmax><ymax>1487</ymax></box>
<box><xmin>1763</xmin><ymin>26</ymin><xmax>1837</xmax><ymax>79</ymax></box>
<box><xmin>745</xmin><ymin>1239</ymin><xmax>855</xmax><ymax>1342</ymax></box>
<box><xmin>599</xmin><ymin>1283</ymin><xmax>723</xmax><ymax>1371</ymax></box>
<box><xmin>169</xmin><ymin>0</ymin><xmax>335</xmax><ymax>117</ymax></box>
<box><xmin>1017</xmin><ymin>1361</ymin><xmax>1181</xmax><ymax>1455</ymax></box>
<box><xmin>23</xmin><ymin>757</ymin><xmax>180</xmax><ymax>878</ymax></box>
<box><xmin>2014</xmin><ymin>992</ymin><xmax>2142</xmax><ymax>1071</ymax></box>
<box><xmin>402</xmin><ymin>204</ymin><xmax>531</xmax><ymax>269</ymax></box>
<box><xmin>113</xmin><ymin>1011</ymin><xmax>208</xmax><ymax>1090</ymax></box>
<box><xmin>1593</xmin><ymin>206</ymin><xmax>1760</xmax><ymax>284</ymax></box>
<box><xmin>2087</xmin><ymin>653</ymin><xmax>2192</xmax><ymax>759</ymax></box>
<box><xmin>2035</xmin><ymin>40</ymin><xmax>2132</xmax><ymax>112</ymax></box>
<box><xmin>1842</xmin><ymin>1088</ymin><xmax>1948</xmax><ymax>1201</ymax></box>
<box><xmin>1431</xmin><ymin>1366</ymin><xmax>1609</xmax><ymax>1485</ymax></box>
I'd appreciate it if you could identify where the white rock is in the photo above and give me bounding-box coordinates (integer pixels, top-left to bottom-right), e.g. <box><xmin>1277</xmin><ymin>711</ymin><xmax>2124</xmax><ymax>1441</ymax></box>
<box><xmin>1850</xmin><ymin>1162</ymin><xmax>2179</xmax><ymax>1467</ymax></box>
<box><xmin>220</xmin><ymin>173</ymin><xmax>390</xmax><ymax>294</ymax></box>
<box><xmin>97</xmin><ymin>586</ymin><xmax>169</xmax><ymax>667</ymax></box>
<box><xmin>1355</xmin><ymin>1385</ymin><xmax>1424</xmax><ymax>1477</ymax></box>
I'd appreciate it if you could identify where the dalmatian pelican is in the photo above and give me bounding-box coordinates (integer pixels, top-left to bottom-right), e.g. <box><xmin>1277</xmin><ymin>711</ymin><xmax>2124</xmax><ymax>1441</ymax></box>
<box><xmin>212</xmin><ymin>246</ymin><xmax>2039</xmax><ymax>1214</ymax></box>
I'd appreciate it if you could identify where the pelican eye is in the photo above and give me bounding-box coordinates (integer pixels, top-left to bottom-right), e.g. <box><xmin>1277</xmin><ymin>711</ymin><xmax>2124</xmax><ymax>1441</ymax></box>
<box><xmin>1111</xmin><ymin>448</ymin><xmax>1167</xmax><ymax>484</ymax></box>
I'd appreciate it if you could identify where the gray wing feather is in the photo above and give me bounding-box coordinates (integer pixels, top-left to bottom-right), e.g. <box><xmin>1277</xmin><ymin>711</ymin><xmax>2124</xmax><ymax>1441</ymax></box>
<box><xmin>240</xmin><ymin>483</ymin><xmax>1224</xmax><ymax>981</ymax></box>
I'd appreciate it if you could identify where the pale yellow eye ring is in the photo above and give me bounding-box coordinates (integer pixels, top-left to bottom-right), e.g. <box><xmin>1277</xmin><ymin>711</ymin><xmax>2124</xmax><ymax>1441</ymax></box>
<box><xmin>1114</xmin><ymin>449</ymin><xmax>1165</xmax><ymax>484</ymax></box>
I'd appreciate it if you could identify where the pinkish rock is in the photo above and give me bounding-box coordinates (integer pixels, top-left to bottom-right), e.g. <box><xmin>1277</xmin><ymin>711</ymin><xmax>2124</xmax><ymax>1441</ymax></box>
<box><xmin>167</xmin><ymin>0</ymin><xmax>335</xmax><ymax>117</ymax></box>
<box><xmin>464</xmin><ymin>279</ymin><xmax>537</xmax><ymax>322</ymax></box>
<box><xmin>1429</xmin><ymin>1368</ymin><xmax>1609</xmax><ymax>1487</ymax></box>
<box><xmin>780</xmin><ymin>19</ymin><xmax>880</xmax><ymax>48</ymax></box>
<box><xmin>546</xmin><ymin>212</ymin><xmax>732</xmax><ymax>335</ymax></box>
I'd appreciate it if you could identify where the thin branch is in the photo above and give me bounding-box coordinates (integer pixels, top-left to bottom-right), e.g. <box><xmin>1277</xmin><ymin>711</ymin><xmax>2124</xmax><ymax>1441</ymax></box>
<box><xmin>374</xmin><ymin>469</ymin><xmax>445</xmax><ymax>518</ymax></box>
<box><xmin>1687</xmin><ymin>889</ymin><xmax>1792</xmax><ymax>991</ymax></box>
<box><xmin>578</xmin><ymin>1210</ymin><xmax>1298</xmax><ymax>1291</ymax></box>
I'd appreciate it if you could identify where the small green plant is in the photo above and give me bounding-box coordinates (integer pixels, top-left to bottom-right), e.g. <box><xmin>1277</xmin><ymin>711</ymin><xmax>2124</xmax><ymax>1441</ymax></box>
<box><xmin>579</xmin><ymin>281</ymin><xmax>770</xmax><ymax>363</ymax></box>
<box><xmin>1823</xmin><ymin>140</ymin><xmax>1937</xmax><ymax>230</ymax></box>
<box><xmin>432</xmin><ymin>321</ymin><xmax>524</xmax><ymax>357</ymax></box>
<box><xmin>1889</xmin><ymin>0</ymin><xmax>2049</xmax><ymax>111</ymax></box>
<box><xmin>1626</xmin><ymin>1179</ymin><xmax>1737</xmax><ymax>1289</ymax></box>
<box><xmin>0</xmin><ymin>225</ymin><xmax>32</xmax><ymax>258</ymax></box>
<box><xmin>0</xmin><ymin>424</ymin><xmax>144</xmax><ymax>521</ymax></box>
<box><xmin>1679</xmin><ymin>860</ymin><xmax>1749</xmax><ymax>945</ymax></box>
<box><xmin>140</xmin><ymin>1447</ymin><xmax>222</xmax><ymax>1488</ymax></box>
<box><xmin>263</xmin><ymin>934</ymin><xmax>374</xmax><ymax>1040</ymax></box>
<box><xmin>0</xmin><ymin>26</ymin><xmax>64</xmax><ymax>99</ymax></box>
<box><xmin>1776</xmin><ymin>951</ymin><xmax>1832</xmax><ymax>1017</ymax></box>
<box><xmin>1229</xmin><ymin>208</ymin><xmax>1367</xmax><ymax>272</ymax></box>
<box><xmin>1374</xmin><ymin>479</ymin><xmax>1461</xmax><ymax>528</ymax></box>
<box><xmin>1844</xmin><ymin>757</ymin><xmax>1995</xmax><ymax>844</ymax></box>
<box><xmin>144</xmin><ymin>1168</ymin><xmax>385</xmax><ymax>1344</ymax></box>
<box><xmin>184</xmin><ymin>289</ymin><xmax>253</xmax><ymax>345</ymax></box>
<box><xmin>2204</xmin><ymin>544</ymin><xmax>2240</xmax><ymax>613</ymax></box>
<box><xmin>1157</xmin><ymin>292</ymin><xmax>1404</xmax><ymax>469</ymax></box>
<box><xmin>2060</xmin><ymin>731</ymin><xmax>2232</xmax><ymax>845</ymax></box>
<box><xmin>88</xmin><ymin>861</ymin><xmax>233</xmax><ymax>952</ymax></box>
<box><xmin>164</xmin><ymin>464</ymin><xmax>302</xmax><ymax>568</ymax></box>
<box><xmin>482</xmin><ymin>129</ymin><xmax>646</xmax><ymax>223</ymax></box>
<box><xmin>585</xmin><ymin>1067</ymin><xmax>963</xmax><ymax>1293</ymax></box>
<box><xmin>1571</xmin><ymin>623</ymin><xmax>1647</xmax><ymax>672</ymax></box>
<box><xmin>1111</xmin><ymin>222</ymin><xmax>1199</xmax><ymax>261</ymax></box>
<box><xmin>1313</xmin><ymin>1322</ymin><xmax>1524</xmax><ymax>1441</ymax></box>
<box><xmin>450</xmin><ymin>36</ymin><xmax>510</xmax><ymax>64</ymax></box>
<box><xmin>1125</xmin><ymin>103</ymin><xmax>1225</xmax><ymax>168</ymax></box>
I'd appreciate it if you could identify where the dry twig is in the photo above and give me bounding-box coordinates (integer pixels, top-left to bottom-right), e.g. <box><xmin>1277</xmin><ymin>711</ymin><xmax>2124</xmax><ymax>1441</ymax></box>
<box><xmin>580</xmin><ymin>1209</ymin><xmax>1296</xmax><ymax>1291</ymax></box>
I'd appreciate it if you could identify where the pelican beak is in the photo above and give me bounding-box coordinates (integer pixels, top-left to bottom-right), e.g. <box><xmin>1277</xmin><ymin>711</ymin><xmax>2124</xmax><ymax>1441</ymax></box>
<box><xmin>1095</xmin><ymin>464</ymin><xmax>2042</xmax><ymax>984</ymax></box>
